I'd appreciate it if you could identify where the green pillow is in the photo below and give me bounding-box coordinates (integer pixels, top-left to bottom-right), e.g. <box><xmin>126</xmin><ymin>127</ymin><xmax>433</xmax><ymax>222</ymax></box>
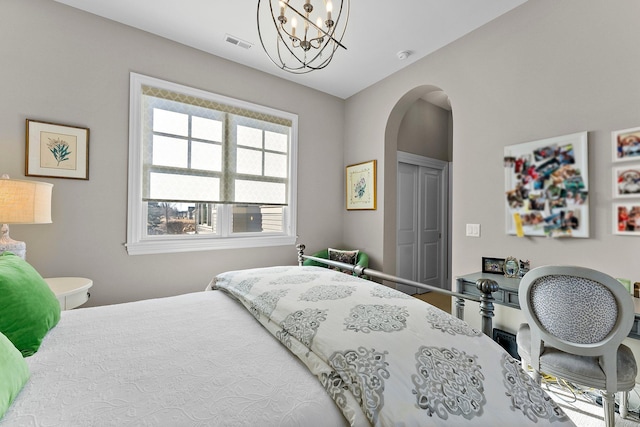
<box><xmin>0</xmin><ymin>331</ymin><xmax>29</xmax><ymax>419</ymax></box>
<box><xmin>0</xmin><ymin>252</ymin><xmax>60</xmax><ymax>356</ymax></box>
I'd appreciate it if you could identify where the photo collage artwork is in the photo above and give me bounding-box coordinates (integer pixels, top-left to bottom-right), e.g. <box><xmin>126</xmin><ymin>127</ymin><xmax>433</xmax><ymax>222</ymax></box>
<box><xmin>613</xmin><ymin>126</ymin><xmax>640</xmax><ymax>236</ymax></box>
<box><xmin>504</xmin><ymin>132</ymin><xmax>589</xmax><ymax>238</ymax></box>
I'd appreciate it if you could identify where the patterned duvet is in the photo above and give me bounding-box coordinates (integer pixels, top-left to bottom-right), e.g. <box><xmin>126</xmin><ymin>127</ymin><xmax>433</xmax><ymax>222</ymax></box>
<box><xmin>212</xmin><ymin>266</ymin><xmax>575</xmax><ymax>427</ymax></box>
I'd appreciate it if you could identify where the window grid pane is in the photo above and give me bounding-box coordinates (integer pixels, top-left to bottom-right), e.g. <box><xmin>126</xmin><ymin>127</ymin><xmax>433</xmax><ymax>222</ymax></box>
<box><xmin>237</xmin><ymin>125</ymin><xmax>263</xmax><ymax>148</ymax></box>
<box><xmin>237</xmin><ymin>147</ymin><xmax>263</xmax><ymax>176</ymax></box>
<box><xmin>152</xmin><ymin>135</ymin><xmax>189</xmax><ymax>168</ymax></box>
<box><xmin>146</xmin><ymin>202</ymin><xmax>217</xmax><ymax>236</ymax></box>
<box><xmin>232</xmin><ymin>205</ymin><xmax>283</xmax><ymax>233</ymax></box>
<box><xmin>192</xmin><ymin>116</ymin><xmax>222</xmax><ymax>142</ymax></box>
<box><xmin>153</xmin><ymin>108</ymin><xmax>188</xmax><ymax>136</ymax></box>
<box><xmin>265</xmin><ymin>131</ymin><xmax>288</xmax><ymax>153</ymax></box>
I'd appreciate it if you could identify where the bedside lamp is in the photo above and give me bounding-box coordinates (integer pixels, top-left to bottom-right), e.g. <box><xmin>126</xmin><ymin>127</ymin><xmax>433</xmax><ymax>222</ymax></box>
<box><xmin>0</xmin><ymin>174</ymin><xmax>53</xmax><ymax>260</ymax></box>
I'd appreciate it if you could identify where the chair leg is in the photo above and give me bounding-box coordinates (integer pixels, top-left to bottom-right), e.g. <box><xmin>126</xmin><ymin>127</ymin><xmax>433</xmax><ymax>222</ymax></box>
<box><xmin>602</xmin><ymin>391</ymin><xmax>615</xmax><ymax>427</ymax></box>
<box><xmin>532</xmin><ymin>370</ymin><xmax>541</xmax><ymax>385</ymax></box>
<box><xmin>620</xmin><ymin>390</ymin><xmax>629</xmax><ymax>419</ymax></box>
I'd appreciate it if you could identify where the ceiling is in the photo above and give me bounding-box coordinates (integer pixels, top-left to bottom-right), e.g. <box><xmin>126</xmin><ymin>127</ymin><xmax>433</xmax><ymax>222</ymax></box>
<box><xmin>53</xmin><ymin>0</ymin><xmax>527</xmax><ymax>99</ymax></box>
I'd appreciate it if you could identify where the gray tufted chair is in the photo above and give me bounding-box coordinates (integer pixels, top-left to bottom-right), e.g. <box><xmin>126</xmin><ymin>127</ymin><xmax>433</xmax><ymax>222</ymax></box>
<box><xmin>517</xmin><ymin>265</ymin><xmax>637</xmax><ymax>427</ymax></box>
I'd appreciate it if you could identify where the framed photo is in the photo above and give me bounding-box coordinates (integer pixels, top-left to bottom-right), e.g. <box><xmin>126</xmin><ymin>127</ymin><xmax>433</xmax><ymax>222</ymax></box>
<box><xmin>346</xmin><ymin>160</ymin><xmax>376</xmax><ymax>210</ymax></box>
<box><xmin>504</xmin><ymin>131</ymin><xmax>589</xmax><ymax>238</ymax></box>
<box><xmin>503</xmin><ymin>256</ymin><xmax>520</xmax><ymax>278</ymax></box>
<box><xmin>26</xmin><ymin>119</ymin><xmax>89</xmax><ymax>180</ymax></box>
<box><xmin>613</xmin><ymin>166</ymin><xmax>640</xmax><ymax>198</ymax></box>
<box><xmin>614</xmin><ymin>203</ymin><xmax>640</xmax><ymax>236</ymax></box>
<box><xmin>482</xmin><ymin>257</ymin><xmax>505</xmax><ymax>274</ymax></box>
<box><xmin>612</xmin><ymin>126</ymin><xmax>640</xmax><ymax>162</ymax></box>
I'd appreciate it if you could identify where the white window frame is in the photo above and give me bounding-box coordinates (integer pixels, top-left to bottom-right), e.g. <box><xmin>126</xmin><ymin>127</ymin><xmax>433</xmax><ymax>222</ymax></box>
<box><xmin>126</xmin><ymin>73</ymin><xmax>297</xmax><ymax>255</ymax></box>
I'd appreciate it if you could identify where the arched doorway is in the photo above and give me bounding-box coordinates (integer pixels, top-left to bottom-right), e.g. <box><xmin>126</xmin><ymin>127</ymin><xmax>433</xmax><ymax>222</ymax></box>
<box><xmin>383</xmin><ymin>85</ymin><xmax>453</xmax><ymax>291</ymax></box>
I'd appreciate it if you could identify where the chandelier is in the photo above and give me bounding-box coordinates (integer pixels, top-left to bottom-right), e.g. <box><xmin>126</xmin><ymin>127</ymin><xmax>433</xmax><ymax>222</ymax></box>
<box><xmin>257</xmin><ymin>0</ymin><xmax>349</xmax><ymax>74</ymax></box>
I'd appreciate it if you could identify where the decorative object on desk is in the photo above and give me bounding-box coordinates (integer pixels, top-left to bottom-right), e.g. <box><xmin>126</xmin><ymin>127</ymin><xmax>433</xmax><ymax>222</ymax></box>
<box><xmin>26</xmin><ymin>119</ymin><xmax>89</xmax><ymax>180</ymax></box>
<box><xmin>518</xmin><ymin>259</ymin><xmax>530</xmax><ymax>278</ymax></box>
<box><xmin>0</xmin><ymin>175</ymin><xmax>53</xmax><ymax>260</ymax></box>
<box><xmin>257</xmin><ymin>0</ymin><xmax>349</xmax><ymax>74</ymax></box>
<box><xmin>503</xmin><ymin>256</ymin><xmax>520</xmax><ymax>278</ymax></box>
<box><xmin>346</xmin><ymin>160</ymin><xmax>376</xmax><ymax>210</ymax></box>
<box><xmin>504</xmin><ymin>131</ymin><xmax>589</xmax><ymax>238</ymax></box>
<box><xmin>613</xmin><ymin>202</ymin><xmax>640</xmax><ymax>235</ymax></box>
<box><xmin>612</xmin><ymin>126</ymin><xmax>640</xmax><ymax>162</ymax></box>
<box><xmin>481</xmin><ymin>257</ymin><xmax>505</xmax><ymax>274</ymax></box>
<box><xmin>613</xmin><ymin>166</ymin><xmax>640</xmax><ymax>197</ymax></box>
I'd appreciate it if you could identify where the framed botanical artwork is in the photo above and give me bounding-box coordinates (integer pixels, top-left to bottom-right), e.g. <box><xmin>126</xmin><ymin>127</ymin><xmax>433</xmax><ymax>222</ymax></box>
<box><xmin>504</xmin><ymin>131</ymin><xmax>589</xmax><ymax>238</ymax></box>
<box><xmin>482</xmin><ymin>257</ymin><xmax>505</xmax><ymax>274</ymax></box>
<box><xmin>612</xmin><ymin>126</ymin><xmax>640</xmax><ymax>162</ymax></box>
<box><xmin>613</xmin><ymin>166</ymin><xmax>640</xmax><ymax>198</ymax></box>
<box><xmin>614</xmin><ymin>203</ymin><xmax>640</xmax><ymax>236</ymax></box>
<box><xmin>26</xmin><ymin>119</ymin><xmax>89</xmax><ymax>180</ymax></box>
<box><xmin>346</xmin><ymin>160</ymin><xmax>376</xmax><ymax>210</ymax></box>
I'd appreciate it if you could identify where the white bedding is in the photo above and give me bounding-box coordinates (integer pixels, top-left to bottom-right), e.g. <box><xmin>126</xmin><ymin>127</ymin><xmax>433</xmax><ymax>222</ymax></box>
<box><xmin>213</xmin><ymin>266</ymin><xmax>575</xmax><ymax>427</ymax></box>
<box><xmin>1</xmin><ymin>291</ymin><xmax>349</xmax><ymax>426</ymax></box>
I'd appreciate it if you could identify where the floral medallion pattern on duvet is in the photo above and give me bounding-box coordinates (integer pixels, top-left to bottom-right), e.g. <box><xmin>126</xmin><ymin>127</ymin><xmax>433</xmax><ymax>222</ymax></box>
<box><xmin>344</xmin><ymin>304</ymin><xmax>409</xmax><ymax>333</ymax></box>
<box><xmin>424</xmin><ymin>306</ymin><xmax>483</xmax><ymax>337</ymax></box>
<box><xmin>501</xmin><ymin>353</ymin><xmax>567</xmax><ymax>423</ymax></box>
<box><xmin>411</xmin><ymin>346</ymin><xmax>485</xmax><ymax>420</ymax></box>
<box><xmin>213</xmin><ymin>266</ymin><xmax>573</xmax><ymax>427</ymax></box>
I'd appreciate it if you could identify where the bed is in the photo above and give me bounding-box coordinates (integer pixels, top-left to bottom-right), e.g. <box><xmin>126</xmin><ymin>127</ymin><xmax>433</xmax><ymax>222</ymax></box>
<box><xmin>0</xmin><ymin>257</ymin><xmax>575</xmax><ymax>426</ymax></box>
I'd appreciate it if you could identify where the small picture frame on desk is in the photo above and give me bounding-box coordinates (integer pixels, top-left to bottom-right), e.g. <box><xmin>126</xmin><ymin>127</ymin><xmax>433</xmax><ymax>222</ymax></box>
<box><xmin>518</xmin><ymin>259</ymin><xmax>531</xmax><ymax>278</ymax></box>
<box><xmin>503</xmin><ymin>256</ymin><xmax>520</xmax><ymax>278</ymax></box>
<box><xmin>482</xmin><ymin>257</ymin><xmax>505</xmax><ymax>274</ymax></box>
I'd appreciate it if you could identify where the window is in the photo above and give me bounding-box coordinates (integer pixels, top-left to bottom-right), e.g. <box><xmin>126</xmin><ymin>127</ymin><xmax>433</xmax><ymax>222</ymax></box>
<box><xmin>126</xmin><ymin>73</ymin><xmax>297</xmax><ymax>255</ymax></box>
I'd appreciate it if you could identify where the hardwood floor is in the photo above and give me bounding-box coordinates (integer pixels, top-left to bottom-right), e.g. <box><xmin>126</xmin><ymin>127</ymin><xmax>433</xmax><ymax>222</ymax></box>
<box><xmin>413</xmin><ymin>291</ymin><xmax>451</xmax><ymax>313</ymax></box>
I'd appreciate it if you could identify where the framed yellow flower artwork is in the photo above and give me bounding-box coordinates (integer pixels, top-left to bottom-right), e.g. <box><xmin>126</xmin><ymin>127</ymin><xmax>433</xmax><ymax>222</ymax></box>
<box><xmin>346</xmin><ymin>159</ymin><xmax>376</xmax><ymax>210</ymax></box>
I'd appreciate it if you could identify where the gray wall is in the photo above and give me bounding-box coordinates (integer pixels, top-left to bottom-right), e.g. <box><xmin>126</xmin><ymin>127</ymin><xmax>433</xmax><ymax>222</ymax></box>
<box><xmin>345</xmin><ymin>0</ymin><xmax>640</xmax><ymax>286</ymax></box>
<box><xmin>1</xmin><ymin>0</ymin><xmax>346</xmax><ymax>305</ymax></box>
<box><xmin>3</xmin><ymin>0</ymin><xmax>639</xmax><ymax>310</ymax></box>
<box><xmin>397</xmin><ymin>99</ymin><xmax>451</xmax><ymax>161</ymax></box>
<box><xmin>343</xmin><ymin>0</ymin><xmax>640</xmax><ymax>378</ymax></box>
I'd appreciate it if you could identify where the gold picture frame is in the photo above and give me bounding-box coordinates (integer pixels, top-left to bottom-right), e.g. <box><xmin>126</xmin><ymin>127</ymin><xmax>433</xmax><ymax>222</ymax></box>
<box><xmin>26</xmin><ymin>119</ymin><xmax>90</xmax><ymax>180</ymax></box>
<box><xmin>346</xmin><ymin>160</ymin><xmax>376</xmax><ymax>210</ymax></box>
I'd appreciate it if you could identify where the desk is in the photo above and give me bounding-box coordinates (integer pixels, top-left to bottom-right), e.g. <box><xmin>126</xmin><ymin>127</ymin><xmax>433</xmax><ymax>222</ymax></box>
<box><xmin>456</xmin><ymin>272</ymin><xmax>640</xmax><ymax>340</ymax></box>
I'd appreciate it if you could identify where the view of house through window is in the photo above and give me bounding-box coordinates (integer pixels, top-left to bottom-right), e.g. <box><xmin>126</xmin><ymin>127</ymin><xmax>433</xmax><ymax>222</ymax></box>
<box><xmin>146</xmin><ymin>203</ymin><xmax>283</xmax><ymax>235</ymax></box>
<box><xmin>127</xmin><ymin>73</ymin><xmax>297</xmax><ymax>255</ymax></box>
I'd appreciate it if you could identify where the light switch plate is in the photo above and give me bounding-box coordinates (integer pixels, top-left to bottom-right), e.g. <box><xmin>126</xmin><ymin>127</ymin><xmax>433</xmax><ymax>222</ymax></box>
<box><xmin>466</xmin><ymin>223</ymin><xmax>480</xmax><ymax>237</ymax></box>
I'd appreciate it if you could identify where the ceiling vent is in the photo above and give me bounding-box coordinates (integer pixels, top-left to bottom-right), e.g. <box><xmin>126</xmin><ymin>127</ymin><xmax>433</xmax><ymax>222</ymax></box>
<box><xmin>224</xmin><ymin>34</ymin><xmax>252</xmax><ymax>50</ymax></box>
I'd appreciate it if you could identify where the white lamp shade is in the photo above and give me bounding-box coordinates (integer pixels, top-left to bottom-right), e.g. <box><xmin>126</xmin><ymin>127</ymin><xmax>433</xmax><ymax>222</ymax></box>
<box><xmin>0</xmin><ymin>178</ymin><xmax>53</xmax><ymax>224</ymax></box>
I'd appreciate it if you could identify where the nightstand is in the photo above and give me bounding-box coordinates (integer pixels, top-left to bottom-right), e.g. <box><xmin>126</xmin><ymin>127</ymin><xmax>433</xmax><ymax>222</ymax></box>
<box><xmin>44</xmin><ymin>277</ymin><xmax>93</xmax><ymax>310</ymax></box>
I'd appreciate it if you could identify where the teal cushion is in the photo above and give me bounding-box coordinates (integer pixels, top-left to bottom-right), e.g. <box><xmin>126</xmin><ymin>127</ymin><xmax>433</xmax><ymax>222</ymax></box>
<box><xmin>0</xmin><ymin>331</ymin><xmax>29</xmax><ymax>419</ymax></box>
<box><xmin>0</xmin><ymin>252</ymin><xmax>60</xmax><ymax>356</ymax></box>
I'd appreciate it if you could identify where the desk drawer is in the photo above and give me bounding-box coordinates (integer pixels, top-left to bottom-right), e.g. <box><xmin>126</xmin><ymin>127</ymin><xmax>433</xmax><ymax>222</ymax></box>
<box><xmin>504</xmin><ymin>291</ymin><xmax>520</xmax><ymax>308</ymax></box>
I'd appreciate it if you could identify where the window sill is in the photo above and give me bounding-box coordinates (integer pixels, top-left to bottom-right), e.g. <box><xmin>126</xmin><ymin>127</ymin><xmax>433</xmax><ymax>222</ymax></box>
<box><xmin>125</xmin><ymin>234</ymin><xmax>296</xmax><ymax>255</ymax></box>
